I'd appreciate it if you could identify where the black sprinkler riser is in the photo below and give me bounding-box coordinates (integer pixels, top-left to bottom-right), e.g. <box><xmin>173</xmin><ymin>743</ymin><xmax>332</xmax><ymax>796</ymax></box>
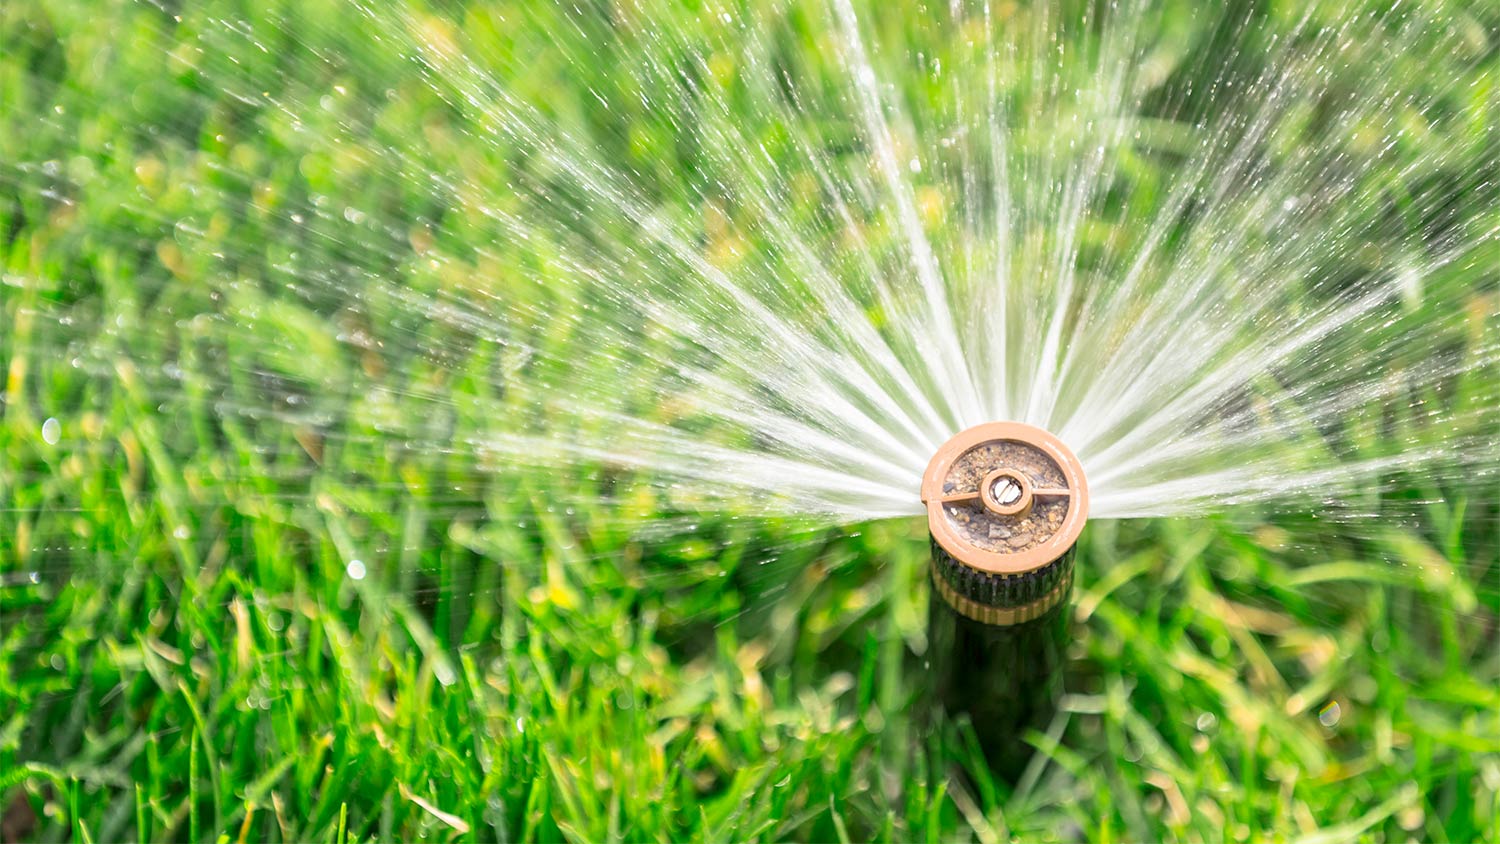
<box><xmin>919</xmin><ymin>422</ymin><xmax>1087</xmax><ymax>778</ymax></box>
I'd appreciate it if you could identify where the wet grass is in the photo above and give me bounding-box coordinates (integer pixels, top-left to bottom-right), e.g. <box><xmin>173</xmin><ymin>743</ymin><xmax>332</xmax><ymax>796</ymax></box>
<box><xmin>3</xmin><ymin>0</ymin><xmax>1499</xmax><ymax>841</ymax></box>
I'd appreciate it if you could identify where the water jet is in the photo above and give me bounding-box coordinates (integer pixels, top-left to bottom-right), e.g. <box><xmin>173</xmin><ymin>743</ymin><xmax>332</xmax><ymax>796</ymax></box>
<box><xmin>921</xmin><ymin>421</ymin><xmax>1088</xmax><ymax>777</ymax></box>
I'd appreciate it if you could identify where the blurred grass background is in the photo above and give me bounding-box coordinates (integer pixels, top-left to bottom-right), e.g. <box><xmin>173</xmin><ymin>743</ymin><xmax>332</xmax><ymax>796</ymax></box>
<box><xmin>3</xmin><ymin>0</ymin><xmax>1499</xmax><ymax>841</ymax></box>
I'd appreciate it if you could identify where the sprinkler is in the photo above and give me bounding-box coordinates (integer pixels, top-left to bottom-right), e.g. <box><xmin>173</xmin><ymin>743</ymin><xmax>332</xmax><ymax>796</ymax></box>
<box><xmin>921</xmin><ymin>421</ymin><xmax>1088</xmax><ymax>778</ymax></box>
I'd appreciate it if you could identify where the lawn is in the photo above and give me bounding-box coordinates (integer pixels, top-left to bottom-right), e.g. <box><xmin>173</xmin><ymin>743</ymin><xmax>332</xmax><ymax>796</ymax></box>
<box><xmin>3</xmin><ymin>0</ymin><xmax>1498</xmax><ymax>841</ymax></box>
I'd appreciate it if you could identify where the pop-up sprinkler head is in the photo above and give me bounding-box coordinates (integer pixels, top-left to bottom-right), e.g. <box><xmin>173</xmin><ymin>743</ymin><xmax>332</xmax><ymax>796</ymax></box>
<box><xmin>921</xmin><ymin>421</ymin><xmax>1089</xmax><ymax>622</ymax></box>
<box><xmin>920</xmin><ymin>422</ymin><xmax>1089</xmax><ymax>777</ymax></box>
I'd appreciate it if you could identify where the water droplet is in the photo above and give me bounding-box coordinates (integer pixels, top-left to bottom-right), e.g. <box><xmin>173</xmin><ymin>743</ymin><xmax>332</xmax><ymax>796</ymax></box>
<box><xmin>1397</xmin><ymin>264</ymin><xmax>1423</xmax><ymax>309</ymax></box>
<box><xmin>1318</xmin><ymin>700</ymin><xmax>1342</xmax><ymax>727</ymax></box>
<box><xmin>41</xmin><ymin>417</ymin><xmax>61</xmax><ymax>444</ymax></box>
<box><xmin>346</xmin><ymin>559</ymin><xmax>367</xmax><ymax>580</ymax></box>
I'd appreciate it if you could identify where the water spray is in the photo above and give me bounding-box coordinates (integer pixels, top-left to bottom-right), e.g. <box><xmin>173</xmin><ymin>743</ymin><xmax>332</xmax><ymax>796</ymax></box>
<box><xmin>921</xmin><ymin>422</ymin><xmax>1088</xmax><ymax>777</ymax></box>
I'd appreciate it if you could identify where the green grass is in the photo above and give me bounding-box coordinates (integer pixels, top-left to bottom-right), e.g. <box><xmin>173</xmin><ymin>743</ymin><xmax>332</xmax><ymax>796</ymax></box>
<box><xmin>3</xmin><ymin>0</ymin><xmax>1499</xmax><ymax>841</ymax></box>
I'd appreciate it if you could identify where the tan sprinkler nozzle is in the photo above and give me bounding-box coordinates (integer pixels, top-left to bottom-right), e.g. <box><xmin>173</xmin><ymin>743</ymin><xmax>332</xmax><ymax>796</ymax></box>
<box><xmin>921</xmin><ymin>421</ymin><xmax>1089</xmax><ymax>576</ymax></box>
<box><xmin>923</xmin><ymin>422</ymin><xmax>1088</xmax><ymax>779</ymax></box>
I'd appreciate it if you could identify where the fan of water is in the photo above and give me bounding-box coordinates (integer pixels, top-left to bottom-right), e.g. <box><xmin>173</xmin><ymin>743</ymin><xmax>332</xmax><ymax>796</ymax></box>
<box><xmin>6</xmin><ymin>0</ymin><xmax>1498</xmax><ymax>534</ymax></box>
<box><xmin>383</xmin><ymin>0</ymin><xmax>1500</xmax><ymax>522</ymax></box>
